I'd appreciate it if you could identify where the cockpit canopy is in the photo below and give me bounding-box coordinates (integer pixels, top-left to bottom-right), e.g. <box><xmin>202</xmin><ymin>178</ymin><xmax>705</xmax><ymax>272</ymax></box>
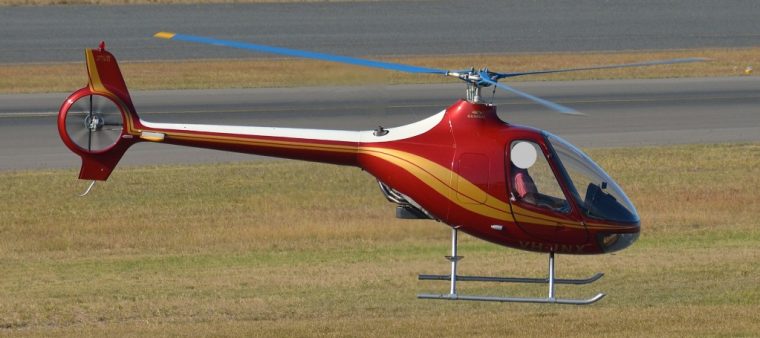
<box><xmin>508</xmin><ymin>132</ymin><xmax>639</xmax><ymax>225</ymax></box>
<box><xmin>545</xmin><ymin>133</ymin><xmax>639</xmax><ymax>224</ymax></box>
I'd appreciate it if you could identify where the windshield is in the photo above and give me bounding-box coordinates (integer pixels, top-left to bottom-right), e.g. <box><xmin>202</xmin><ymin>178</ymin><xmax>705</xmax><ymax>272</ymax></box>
<box><xmin>545</xmin><ymin>133</ymin><xmax>639</xmax><ymax>224</ymax></box>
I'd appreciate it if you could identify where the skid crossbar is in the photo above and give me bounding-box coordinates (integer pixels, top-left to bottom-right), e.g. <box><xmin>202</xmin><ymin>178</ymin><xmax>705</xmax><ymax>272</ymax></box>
<box><xmin>417</xmin><ymin>227</ymin><xmax>605</xmax><ymax>305</ymax></box>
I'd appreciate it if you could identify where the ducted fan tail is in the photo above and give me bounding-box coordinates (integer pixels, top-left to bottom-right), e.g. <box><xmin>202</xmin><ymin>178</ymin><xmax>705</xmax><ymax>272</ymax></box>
<box><xmin>57</xmin><ymin>42</ymin><xmax>141</xmax><ymax>181</ymax></box>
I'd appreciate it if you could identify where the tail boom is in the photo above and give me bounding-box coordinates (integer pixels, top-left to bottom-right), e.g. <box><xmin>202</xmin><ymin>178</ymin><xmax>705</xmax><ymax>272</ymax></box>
<box><xmin>135</xmin><ymin>121</ymin><xmax>361</xmax><ymax>166</ymax></box>
<box><xmin>58</xmin><ymin>43</ymin><xmax>444</xmax><ymax>180</ymax></box>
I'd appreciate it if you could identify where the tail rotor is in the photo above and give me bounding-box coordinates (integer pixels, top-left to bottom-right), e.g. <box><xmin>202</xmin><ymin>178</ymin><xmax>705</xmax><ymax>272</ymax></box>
<box><xmin>57</xmin><ymin>43</ymin><xmax>140</xmax><ymax>182</ymax></box>
<box><xmin>64</xmin><ymin>93</ymin><xmax>124</xmax><ymax>152</ymax></box>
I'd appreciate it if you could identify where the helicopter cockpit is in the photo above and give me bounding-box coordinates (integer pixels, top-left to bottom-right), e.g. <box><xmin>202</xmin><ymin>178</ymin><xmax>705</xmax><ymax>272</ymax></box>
<box><xmin>507</xmin><ymin>132</ymin><xmax>640</xmax><ymax>252</ymax></box>
<box><xmin>543</xmin><ymin>133</ymin><xmax>639</xmax><ymax>225</ymax></box>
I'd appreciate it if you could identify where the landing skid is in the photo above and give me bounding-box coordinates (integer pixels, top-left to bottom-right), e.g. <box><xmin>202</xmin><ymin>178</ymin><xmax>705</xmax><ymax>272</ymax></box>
<box><xmin>417</xmin><ymin>227</ymin><xmax>605</xmax><ymax>305</ymax></box>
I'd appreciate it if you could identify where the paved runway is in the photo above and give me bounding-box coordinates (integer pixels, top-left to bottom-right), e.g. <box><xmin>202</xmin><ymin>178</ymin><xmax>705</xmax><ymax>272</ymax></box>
<box><xmin>1</xmin><ymin>0</ymin><xmax>759</xmax><ymax>63</ymax></box>
<box><xmin>1</xmin><ymin>77</ymin><xmax>758</xmax><ymax>171</ymax></box>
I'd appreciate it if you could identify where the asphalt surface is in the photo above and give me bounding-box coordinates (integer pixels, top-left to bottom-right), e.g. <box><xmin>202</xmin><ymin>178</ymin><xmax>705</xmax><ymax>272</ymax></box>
<box><xmin>1</xmin><ymin>0</ymin><xmax>759</xmax><ymax>63</ymax></box>
<box><xmin>1</xmin><ymin>1</ymin><xmax>759</xmax><ymax>171</ymax></box>
<box><xmin>1</xmin><ymin>77</ymin><xmax>758</xmax><ymax>171</ymax></box>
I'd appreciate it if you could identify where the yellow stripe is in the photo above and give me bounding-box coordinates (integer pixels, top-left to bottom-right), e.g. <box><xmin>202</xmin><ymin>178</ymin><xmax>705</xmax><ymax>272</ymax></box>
<box><xmin>142</xmin><ymin>131</ymin><xmax>512</xmax><ymax>220</ymax></box>
<box><xmin>165</xmin><ymin>131</ymin><xmax>357</xmax><ymax>153</ymax></box>
<box><xmin>153</xmin><ymin>32</ymin><xmax>176</xmax><ymax>39</ymax></box>
<box><xmin>144</xmin><ymin>132</ymin><xmax>633</xmax><ymax>228</ymax></box>
<box><xmin>513</xmin><ymin>204</ymin><xmax>636</xmax><ymax>231</ymax></box>
<box><xmin>83</xmin><ymin>49</ymin><xmax>139</xmax><ymax>134</ymax></box>
<box><xmin>364</xmin><ymin>147</ymin><xmax>509</xmax><ymax>212</ymax></box>
<box><xmin>85</xmin><ymin>49</ymin><xmax>106</xmax><ymax>93</ymax></box>
<box><xmin>143</xmin><ymin>132</ymin><xmax>637</xmax><ymax>229</ymax></box>
<box><xmin>511</xmin><ymin>204</ymin><xmax>584</xmax><ymax>227</ymax></box>
<box><xmin>359</xmin><ymin>148</ymin><xmax>511</xmax><ymax>221</ymax></box>
<box><xmin>513</xmin><ymin>212</ymin><xmax>583</xmax><ymax>229</ymax></box>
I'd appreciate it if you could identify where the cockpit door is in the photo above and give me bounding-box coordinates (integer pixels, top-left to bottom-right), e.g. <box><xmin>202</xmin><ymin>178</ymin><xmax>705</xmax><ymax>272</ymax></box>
<box><xmin>506</xmin><ymin>140</ymin><xmax>589</xmax><ymax>245</ymax></box>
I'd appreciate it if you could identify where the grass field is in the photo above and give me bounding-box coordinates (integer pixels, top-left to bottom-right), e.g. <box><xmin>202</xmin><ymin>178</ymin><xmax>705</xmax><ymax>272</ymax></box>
<box><xmin>1</xmin><ymin>142</ymin><xmax>759</xmax><ymax>336</ymax></box>
<box><xmin>1</xmin><ymin>48</ymin><xmax>757</xmax><ymax>94</ymax></box>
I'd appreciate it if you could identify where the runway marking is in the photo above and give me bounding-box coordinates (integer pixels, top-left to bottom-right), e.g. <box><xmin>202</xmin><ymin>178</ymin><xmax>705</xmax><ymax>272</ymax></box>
<box><xmin>0</xmin><ymin>111</ymin><xmax>59</xmax><ymax>118</ymax></box>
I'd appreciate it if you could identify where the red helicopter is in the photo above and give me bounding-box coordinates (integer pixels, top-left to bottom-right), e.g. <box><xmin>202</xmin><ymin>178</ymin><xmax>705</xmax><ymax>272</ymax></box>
<box><xmin>58</xmin><ymin>33</ymin><xmax>703</xmax><ymax>304</ymax></box>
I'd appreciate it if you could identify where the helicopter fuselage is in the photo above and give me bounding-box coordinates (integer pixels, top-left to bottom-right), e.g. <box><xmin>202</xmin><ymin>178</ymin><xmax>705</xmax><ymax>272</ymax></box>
<box><xmin>59</xmin><ymin>47</ymin><xmax>640</xmax><ymax>257</ymax></box>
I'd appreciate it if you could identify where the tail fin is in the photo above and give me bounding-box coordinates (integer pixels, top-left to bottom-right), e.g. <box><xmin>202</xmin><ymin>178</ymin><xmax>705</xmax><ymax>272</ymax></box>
<box><xmin>57</xmin><ymin>42</ymin><xmax>141</xmax><ymax>181</ymax></box>
<box><xmin>86</xmin><ymin>41</ymin><xmax>137</xmax><ymax>114</ymax></box>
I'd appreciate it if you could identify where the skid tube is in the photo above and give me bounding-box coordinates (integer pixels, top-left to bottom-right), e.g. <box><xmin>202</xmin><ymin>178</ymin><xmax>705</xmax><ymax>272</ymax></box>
<box><xmin>417</xmin><ymin>227</ymin><xmax>605</xmax><ymax>305</ymax></box>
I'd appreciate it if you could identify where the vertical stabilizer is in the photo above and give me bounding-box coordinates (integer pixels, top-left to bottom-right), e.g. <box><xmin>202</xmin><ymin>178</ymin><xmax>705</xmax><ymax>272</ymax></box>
<box><xmin>57</xmin><ymin>42</ymin><xmax>140</xmax><ymax>181</ymax></box>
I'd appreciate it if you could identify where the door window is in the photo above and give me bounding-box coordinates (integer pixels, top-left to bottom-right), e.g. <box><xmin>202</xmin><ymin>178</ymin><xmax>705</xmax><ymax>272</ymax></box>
<box><xmin>509</xmin><ymin>140</ymin><xmax>570</xmax><ymax>213</ymax></box>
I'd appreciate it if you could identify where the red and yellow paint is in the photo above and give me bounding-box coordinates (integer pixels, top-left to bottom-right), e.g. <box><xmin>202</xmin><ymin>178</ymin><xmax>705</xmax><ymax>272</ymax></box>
<box><xmin>58</xmin><ymin>46</ymin><xmax>639</xmax><ymax>255</ymax></box>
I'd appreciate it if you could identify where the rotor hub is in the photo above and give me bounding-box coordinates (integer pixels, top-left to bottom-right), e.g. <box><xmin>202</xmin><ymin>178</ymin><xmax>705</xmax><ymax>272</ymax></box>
<box><xmin>85</xmin><ymin>114</ymin><xmax>105</xmax><ymax>132</ymax></box>
<box><xmin>445</xmin><ymin>69</ymin><xmax>497</xmax><ymax>103</ymax></box>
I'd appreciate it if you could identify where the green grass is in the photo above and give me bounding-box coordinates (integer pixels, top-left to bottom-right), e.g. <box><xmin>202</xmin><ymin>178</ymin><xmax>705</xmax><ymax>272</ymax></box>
<box><xmin>1</xmin><ymin>143</ymin><xmax>759</xmax><ymax>336</ymax></box>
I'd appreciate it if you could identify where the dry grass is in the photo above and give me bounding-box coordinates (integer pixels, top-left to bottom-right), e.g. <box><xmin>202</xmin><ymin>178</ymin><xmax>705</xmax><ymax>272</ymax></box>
<box><xmin>1</xmin><ymin>47</ymin><xmax>758</xmax><ymax>94</ymax></box>
<box><xmin>1</xmin><ymin>143</ymin><xmax>759</xmax><ymax>336</ymax></box>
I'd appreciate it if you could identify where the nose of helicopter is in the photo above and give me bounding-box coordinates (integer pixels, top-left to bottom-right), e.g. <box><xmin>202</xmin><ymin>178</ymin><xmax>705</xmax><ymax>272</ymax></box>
<box><xmin>597</xmin><ymin>224</ymin><xmax>640</xmax><ymax>253</ymax></box>
<box><xmin>590</xmin><ymin>186</ymin><xmax>641</xmax><ymax>253</ymax></box>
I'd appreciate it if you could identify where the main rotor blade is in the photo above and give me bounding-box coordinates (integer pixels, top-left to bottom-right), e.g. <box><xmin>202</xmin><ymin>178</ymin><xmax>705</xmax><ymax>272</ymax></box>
<box><xmin>154</xmin><ymin>32</ymin><xmax>448</xmax><ymax>75</ymax></box>
<box><xmin>479</xmin><ymin>73</ymin><xmax>583</xmax><ymax>115</ymax></box>
<box><xmin>495</xmin><ymin>57</ymin><xmax>707</xmax><ymax>79</ymax></box>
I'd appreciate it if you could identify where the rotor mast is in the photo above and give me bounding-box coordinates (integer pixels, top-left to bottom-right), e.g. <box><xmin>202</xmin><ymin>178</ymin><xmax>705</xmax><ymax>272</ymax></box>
<box><xmin>445</xmin><ymin>68</ymin><xmax>490</xmax><ymax>103</ymax></box>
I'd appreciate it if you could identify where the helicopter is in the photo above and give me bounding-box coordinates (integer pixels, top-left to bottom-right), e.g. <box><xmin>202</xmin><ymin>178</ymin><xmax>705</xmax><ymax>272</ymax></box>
<box><xmin>57</xmin><ymin>32</ymin><xmax>704</xmax><ymax>305</ymax></box>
